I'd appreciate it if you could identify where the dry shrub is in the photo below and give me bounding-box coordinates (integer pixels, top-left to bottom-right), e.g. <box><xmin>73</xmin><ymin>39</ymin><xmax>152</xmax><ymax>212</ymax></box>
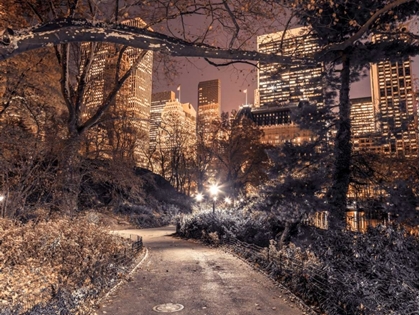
<box><xmin>0</xmin><ymin>217</ymin><xmax>136</xmax><ymax>314</ymax></box>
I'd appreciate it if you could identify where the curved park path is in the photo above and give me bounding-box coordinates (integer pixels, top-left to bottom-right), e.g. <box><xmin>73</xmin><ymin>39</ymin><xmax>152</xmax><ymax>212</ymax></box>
<box><xmin>98</xmin><ymin>226</ymin><xmax>304</xmax><ymax>315</ymax></box>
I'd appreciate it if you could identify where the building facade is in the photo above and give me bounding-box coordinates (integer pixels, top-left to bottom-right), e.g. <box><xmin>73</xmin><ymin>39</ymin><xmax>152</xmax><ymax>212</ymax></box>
<box><xmin>257</xmin><ymin>27</ymin><xmax>324</xmax><ymax>108</ymax></box>
<box><xmin>370</xmin><ymin>54</ymin><xmax>418</xmax><ymax>158</ymax></box>
<box><xmin>236</xmin><ymin>102</ymin><xmax>313</xmax><ymax>145</ymax></box>
<box><xmin>197</xmin><ymin>79</ymin><xmax>221</xmax><ymax>144</ymax></box>
<box><xmin>82</xmin><ymin>17</ymin><xmax>153</xmax><ymax>166</ymax></box>
<box><xmin>350</xmin><ymin>97</ymin><xmax>383</xmax><ymax>154</ymax></box>
<box><xmin>251</xmin><ymin>27</ymin><xmax>323</xmax><ymax>145</ymax></box>
<box><xmin>150</xmin><ymin>91</ymin><xmax>196</xmax><ymax>152</ymax></box>
<box><xmin>150</xmin><ymin>91</ymin><xmax>176</xmax><ymax>149</ymax></box>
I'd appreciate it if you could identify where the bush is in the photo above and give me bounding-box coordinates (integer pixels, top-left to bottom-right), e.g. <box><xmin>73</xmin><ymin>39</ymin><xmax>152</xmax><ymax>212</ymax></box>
<box><xmin>308</xmin><ymin>225</ymin><xmax>419</xmax><ymax>315</ymax></box>
<box><xmin>0</xmin><ymin>217</ymin><xmax>140</xmax><ymax>314</ymax></box>
<box><xmin>177</xmin><ymin>209</ymin><xmax>419</xmax><ymax>315</ymax></box>
<box><xmin>115</xmin><ymin>202</ymin><xmax>181</xmax><ymax>228</ymax></box>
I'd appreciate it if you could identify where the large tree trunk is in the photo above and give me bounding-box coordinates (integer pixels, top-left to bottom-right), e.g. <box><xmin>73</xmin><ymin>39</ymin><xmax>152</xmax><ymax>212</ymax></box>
<box><xmin>329</xmin><ymin>54</ymin><xmax>352</xmax><ymax>229</ymax></box>
<box><xmin>54</xmin><ymin>134</ymin><xmax>82</xmax><ymax>215</ymax></box>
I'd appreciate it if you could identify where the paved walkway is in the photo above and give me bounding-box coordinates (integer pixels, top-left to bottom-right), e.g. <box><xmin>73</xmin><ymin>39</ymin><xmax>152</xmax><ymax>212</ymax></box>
<box><xmin>98</xmin><ymin>226</ymin><xmax>304</xmax><ymax>315</ymax></box>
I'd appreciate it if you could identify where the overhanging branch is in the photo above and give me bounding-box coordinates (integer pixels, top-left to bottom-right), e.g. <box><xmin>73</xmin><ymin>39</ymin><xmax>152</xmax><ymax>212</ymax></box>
<box><xmin>0</xmin><ymin>18</ymin><xmax>308</xmax><ymax>65</ymax></box>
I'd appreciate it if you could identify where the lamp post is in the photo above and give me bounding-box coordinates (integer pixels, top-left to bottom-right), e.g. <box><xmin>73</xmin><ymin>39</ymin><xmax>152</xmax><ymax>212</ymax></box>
<box><xmin>212</xmin><ymin>196</ymin><xmax>217</xmax><ymax>213</ymax></box>
<box><xmin>209</xmin><ymin>184</ymin><xmax>219</xmax><ymax>214</ymax></box>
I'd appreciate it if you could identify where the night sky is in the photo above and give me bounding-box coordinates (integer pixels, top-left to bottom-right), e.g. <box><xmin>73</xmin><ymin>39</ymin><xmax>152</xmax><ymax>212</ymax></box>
<box><xmin>152</xmin><ymin>54</ymin><xmax>419</xmax><ymax>114</ymax></box>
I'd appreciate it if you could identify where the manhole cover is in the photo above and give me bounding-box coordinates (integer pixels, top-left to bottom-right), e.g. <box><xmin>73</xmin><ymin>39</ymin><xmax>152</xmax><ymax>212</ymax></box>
<box><xmin>152</xmin><ymin>303</ymin><xmax>184</xmax><ymax>313</ymax></box>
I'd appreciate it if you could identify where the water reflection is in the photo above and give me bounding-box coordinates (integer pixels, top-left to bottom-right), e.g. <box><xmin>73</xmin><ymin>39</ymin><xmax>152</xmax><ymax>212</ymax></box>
<box><xmin>345</xmin><ymin>210</ymin><xmax>388</xmax><ymax>233</ymax></box>
<box><xmin>308</xmin><ymin>210</ymin><xmax>389</xmax><ymax>233</ymax></box>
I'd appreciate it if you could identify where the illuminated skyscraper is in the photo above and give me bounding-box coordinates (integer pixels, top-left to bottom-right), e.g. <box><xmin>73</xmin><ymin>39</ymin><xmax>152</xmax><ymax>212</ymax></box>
<box><xmin>370</xmin><ymin>55</ymin><xmax>418</xmax><ymax>157</ymax></box>
<box><xmin>350</xmin><ymin>97</ymin><xmax>378</xmax><ymax>137</ymax></box>
<box><xmin>197</xmin><ymin>79</ymin><xmax>221</xmax><ymax>143</ymax></box>
<box><xmin>122</xmin><ymin>18</ymin><xmax>153</xmax><ymax>141</ymax></box>
<box><xmin>82</xmin><ymin>18</ymin><xmax>153</xmax><ymax>165</ymax></box>
<box><xmin>150</xmin><ymin>91</ymin><xmax>196</xmax><ymax>152</ymax></box>
<box><xmin>350</xmin><ymin>97</ymin><xmax>383</xmax><ymax>154</ymax></box>
<box><xmin>257</xmin><ymin>27</ymin><xmax>324</xmax><ymax>108</ymax></box>
<box><xmin>150</xmin><ymin>91</ymin><xmax>176</xmax><ymax>149</ymax></box>
<box><xmin>252</xmin><ymin>27</ymin><xmax>323</xmax><ymax>145</ymax></box>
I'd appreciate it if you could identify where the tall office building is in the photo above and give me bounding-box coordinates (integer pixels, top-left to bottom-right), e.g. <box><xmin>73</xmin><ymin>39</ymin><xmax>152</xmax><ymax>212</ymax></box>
<box><xmin>250</xmin><ymin>27</ymin><xmax>323</xmax><ymax>145</ymax></box>
<box><xmin>150</xmin><ymin>91</ymin><xmax>196</xmax><ymax>152</ymax></box>
<box><xmin>257</xmin><ymin>27</ymin><xmax>324</xmax><ymax>108</ymax></box>
<box><xmin>197</xmin><ymin>79</ymin><xmax>221</xmax><ymax>144</ymax></box>
<box><xmin>350</xmin><ymin>97</ymin><xmax>378</xmax><ymax>137</ymax></box>
<box><xmin>370</xmin><ymin>54</ymin><xmax>418</xmax><ymax>157</ymax></box>
<box><xmin>82</xmin><ymin>17</ymin><xmax>153</xmax><ymax>165</ymax></box>
<box><xmin>150</xmin><ymin>91</ymin><xmax>176</xmax><ymax>149</ymax></box>
<box><xmin>350</xmin><ymin>97</ymin><xmax>383</xmax><ymax>154</ymax></box>
<box><xmin>122</xmin><ymin>18</ymin><xmax>153</xmax><ymax>141</ymax></box>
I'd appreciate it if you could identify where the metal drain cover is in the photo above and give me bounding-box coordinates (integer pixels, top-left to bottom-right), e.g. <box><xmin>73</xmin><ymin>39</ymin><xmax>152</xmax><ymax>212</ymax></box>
<box><xmin>153</xmin><ymin>303</ymin><xmax>184</xmax><ymax>313</ymax></box>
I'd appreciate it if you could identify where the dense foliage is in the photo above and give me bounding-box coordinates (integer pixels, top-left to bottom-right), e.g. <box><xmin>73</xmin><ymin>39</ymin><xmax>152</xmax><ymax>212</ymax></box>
<box><xmin>177</xmin><ymin>207</ymin><xmax>419</xmax><ymax>315</ymax></box>
<box><xmin>0</xmin><ymin>216</ymin><xmax>142</xmax><ymax>314</ymax></box>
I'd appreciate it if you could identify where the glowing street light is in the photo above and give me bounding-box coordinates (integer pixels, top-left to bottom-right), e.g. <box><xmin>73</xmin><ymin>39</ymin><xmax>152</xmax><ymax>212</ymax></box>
<box><xmin>195</xmin><ymin>193</ymin><xmax>203</xmax><ymax>202</ymax></box>
<box><xmin>195</xmin><ymin>193</ymin><xmax>204</xmax><ymax>212</ymax></box>
<box><xmin>224</xmin><ymin>197</ymin><xmax>231</xmax><ymax>205</ymax></box>
<box><xmin>209</xmin><ymin>184</ymin><xmax>220</xmax><ymax>214</ymax></box>
<box><xmin>209</xmin><ymin>184</ymin><xmax>219</xmax><ymax>196</ymax></box>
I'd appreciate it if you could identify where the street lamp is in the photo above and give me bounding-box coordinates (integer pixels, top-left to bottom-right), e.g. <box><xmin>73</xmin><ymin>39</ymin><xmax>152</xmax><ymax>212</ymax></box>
<box><xmin>195</xmin><ymin>193</ymin><xmax>203</xmax><ymax>202</ymax></box>
<box><xmin>209</xmin><ymin>184</ymin><xmax>219</xmax><ymax>214</ymax></box>
<box><xmin>224</xmin><ymin>197</ymin><xmax>231</xmax><ymax>205</ymax></box>
<box><xmin>195</xmin><ymin>193</ymin><xmax>203</xmax><ymax>212</ymax></box>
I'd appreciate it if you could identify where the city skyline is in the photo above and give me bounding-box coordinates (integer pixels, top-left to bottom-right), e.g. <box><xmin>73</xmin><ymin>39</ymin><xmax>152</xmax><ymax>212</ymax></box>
<box><xmin>152</xmin><ymin>56</ymin><xmax>419</xmax><ymax>113</ymax></box>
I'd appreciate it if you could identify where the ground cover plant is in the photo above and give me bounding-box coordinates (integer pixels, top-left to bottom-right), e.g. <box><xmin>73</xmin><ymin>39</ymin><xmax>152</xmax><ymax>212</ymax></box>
<box><xmin>0</xmin><ymin>215</ymin><xmax>141</xmax><ymax>315</ymax></box>
<box><xmin>177</xmin><ymin>207</ymin><xmax>419</xmax><ymax>315</ymax></box>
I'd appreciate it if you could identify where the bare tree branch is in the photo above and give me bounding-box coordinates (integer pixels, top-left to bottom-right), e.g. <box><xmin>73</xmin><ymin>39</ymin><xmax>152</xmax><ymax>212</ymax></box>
<box><xmin>204</xmin><ymin>57</ymin><xmax>258</xmax><ymax>68</ymax></box>
<box><xmin>222</xmin><ymin>0</ymin><xmax>240</xmax><ymax>49</ymax></box>
<box><xmin>80</xmin><ymin>49</ymin><xmax>148</xmax><ymax>134</ymax></box>
<box><xmin>25</xmin><ymin>1</ymin><xmax>44</xmax><ymax>23</ymax></box>
<box><xmin>0</xmin><ymin>18</ymin><xmax>305</xmax><ymax>65</ymax></box>
<box><xmin>322</xmin><ymin>0</ymin><xmax>416</xmax><ymax>53</ymax></box>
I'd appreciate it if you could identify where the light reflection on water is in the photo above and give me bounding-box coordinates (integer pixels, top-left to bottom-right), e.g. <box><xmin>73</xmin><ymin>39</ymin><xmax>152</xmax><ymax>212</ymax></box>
<box><xmin>308</xmin><ymin>210</ymin><xmax>387</xmax><ymax>232</ymax></box>
<box><xmin>309</xmin><ymin>210</ymin><xmax>418</xmax><ymax>235</ymax></box>
<box><xmin>345</xmin><ymin>210</ymin><xmax>387</xmax><ymax>233</ymax></box>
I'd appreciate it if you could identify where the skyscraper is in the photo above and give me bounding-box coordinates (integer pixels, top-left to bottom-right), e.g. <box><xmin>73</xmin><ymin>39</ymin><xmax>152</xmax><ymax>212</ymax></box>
<box><xmin>197</xmin><ymin>79</ymin><xmax>221</xmax><ymax>144</ymax></box>
<box><xmin>350</xmin><ymin>97</ymin><xmax>383</xmax><ymax>154</ymax></box>
<box><xmin>150</xmin><ymin>91</ymin><xmax>196</xmax><ymax>152</ymax></box>
<box><xmin>82</xmin><ymin>17</ymin><xmax>153</xmax><ymax>165</ymax></box>
<box><xmin>370</xmin><ymin>55</ymin><xmax>418</xmax><ymax>157</ymax></box>
<box><xmin>150</xmin><ymin>91</ymin><xmax>176</xmax><ymax>149</ymax></box>
<box><xmin>122</xmin><ymin>18</ymin><xmax>154</xmax><ymax>142</ymax></box>
<box><xmin>251</xmin><ymin>27</ymin><xmax>323</xmax><ymax>145</ymax></box>
<box><xmin>198</xmin><ymin>79</ymin><xmax>221</xmax><ymax>111</ymax></box>
<box><xmin>257</xmin><ymin>27</ymin><xmax>324</xmax><ymax>108</ymax></box>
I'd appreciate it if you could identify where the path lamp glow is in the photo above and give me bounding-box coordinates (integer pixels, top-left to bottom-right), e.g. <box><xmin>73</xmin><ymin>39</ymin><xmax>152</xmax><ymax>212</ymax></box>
<box><xmin>195</xmin><ymin>193</ymin><xmax>203</xmax><ymax>202</ymax></box>
<box><xmin>209</xmin><ymin>184</ymin><xmax>219</xmax><ymax>214</ymax></box>
<box><xmin>195</xmin><ymin>193</ymin><xmax>203</xmax><ymax>211</ymax></box>
<box><xmin>224</xmin><ymin>197</ymin><xmax>231</xmax><ymax>206</ymax></box>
